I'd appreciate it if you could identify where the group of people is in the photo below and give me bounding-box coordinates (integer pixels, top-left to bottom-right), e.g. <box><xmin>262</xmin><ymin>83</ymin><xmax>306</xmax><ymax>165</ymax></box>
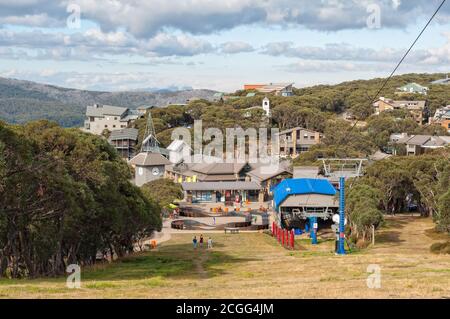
<box><xmin>192</xmin><ymin>234</ymin><xmax>213</xmax><ymax>249</ymax></box>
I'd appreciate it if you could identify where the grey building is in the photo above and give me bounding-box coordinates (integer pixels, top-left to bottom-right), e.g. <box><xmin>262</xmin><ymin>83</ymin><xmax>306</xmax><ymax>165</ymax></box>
<box><xmin>83</xmin><ymin>104</ymin><xmax>140</xmax><ymax>135</ymax></box>
<box><xmin>108</xmin><ymin>128</ymin><xmax>139</xmax><ymax>160</ymax></box>
<box><xmin>129</xmin><ymin>152</ymin><xmax>171</xmax><ymax>186</ymax></box>
<box><xmin>395</xmin><ymin>134</ymin><xmax>450</xmax><ymax>156</ymax></box>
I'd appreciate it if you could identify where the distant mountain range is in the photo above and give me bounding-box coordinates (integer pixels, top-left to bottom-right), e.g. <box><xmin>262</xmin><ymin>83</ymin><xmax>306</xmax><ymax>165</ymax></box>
<box><xmin>0</xmin><ymin>77</ymin><xmax>217</xmax><ymax>127</ymax></box>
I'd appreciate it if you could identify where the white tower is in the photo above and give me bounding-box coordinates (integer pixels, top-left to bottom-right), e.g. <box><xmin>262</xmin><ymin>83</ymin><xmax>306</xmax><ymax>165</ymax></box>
<box><xmin>262</xmin><ymin>97</ymin><xmax>270</xmax><ymax>117</ymax></box>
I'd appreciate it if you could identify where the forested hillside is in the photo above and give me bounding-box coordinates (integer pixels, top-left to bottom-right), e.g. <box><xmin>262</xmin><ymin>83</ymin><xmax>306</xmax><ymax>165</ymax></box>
<box><xmin>1</xmin><ymin>73</ymin><xmax>448</xmax><ymax>129</ymax></box>
<box><xmin>129</xmin><ymin>73</ymin><xmax>449</xmax><ymax>157</ymax></box>
<box><xmin>0</xmin><ymin>77</ymin><xmax>217</xmax><ymax>127</ymax></box>
<box><xmin>0</xmin><ymin>120</ymin><xmax>162</xmax><ymax>278</ymax></box>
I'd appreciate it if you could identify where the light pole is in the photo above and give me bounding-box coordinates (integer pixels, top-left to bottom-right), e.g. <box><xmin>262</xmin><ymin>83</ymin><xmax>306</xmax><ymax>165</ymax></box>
<box><xmin>337</xmin><ymin>176</ymin><xmax>346</xmax><ymax>255</ymax></box>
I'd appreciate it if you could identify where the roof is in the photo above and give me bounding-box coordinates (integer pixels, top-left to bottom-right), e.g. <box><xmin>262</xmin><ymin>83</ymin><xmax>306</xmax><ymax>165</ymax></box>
<box><xmin>137</xmin><ymin>105</ymin><xmax>152</xmax><ymax>110</ymax></box>
<box><xmin>257</xmin><ymin>83</ymin><xmax>294</xmax><ymax>93</ymax></box>
<box><xmin>293</xmin><ymin>166</ymin><xmax>321</xmax><ymax>179</ymax></box>
<box><xmin>129</xmin><ymin>152</ymin><xmax>171</xmax><ymax>166</ymax></box>
<box><xmin>397</xmin><ymin>135</ymin><xmax>432</xmax><ymax>145</ymax></box>
<box><xmin>247</xmin><ymin>166</ymin><xmax>292</xmax><ymax>182</ymax></box>
<box><xmin>273</xmin><ymin>178</ymin><xmax>337</xmax><ymax>210</ymax></box>
<box><xmin>246</xmin><ymin>92</ymin><xmax>256</xmax><ymax>97</ymax></box>
<box><xmin>167</xmin><ymin>139</ymin><xmax>191</xmax><ymax>152</ymax></box>
<box><xmin>189</xmin><ymin>162</ymin><xmax>248</xmax><ymax>175</ymax></box>
<box><xmin>278</xmin><ymin>127</ymin><xmax>320</xmax><ymax>136</ymax></box>
<box><xmin>422</xmin><ymin>136</ymin><xmax>450</xmax><ymax>148</ymax></box>
<box><xmin>86</xmin><ymin>104</ymin><xmax>128</xmax><ymax>117</ymax></box>
<box><xmin>396</xmin><ymin>135</ymin><xmax>450</xmax><ymax>147</ymax></box>
<box><xmin>280</xmin><ymin>194</ymin><xmax>339</xmax><ymax>208</ymax></box>
<box><xmin>120</xmin><ymin>112</ymin><xmax>140</xmax><ymax>122</ymax></box>
<box><xmin>397</xmin><ymin>82</ymin><xmax>429</xmax><ymax>92</ymax></box>
<box><xmin>181</xmin><ymin>181</ymin><xmax>261</xmax><ymax>191</ymax></box>
<box><xmin>431</xmin><ymin>75</ymin><xmax>450</xmax><ymax>84</ymax></box>
<box><xmin>369</xmin><ymin>151</ymin><xmax>392</xmax><ymax>161</ymax></box>
<box><xmin>108</xmin><ymin>128</ymin><xmax>139</xmax><ymax>141</ymax></box>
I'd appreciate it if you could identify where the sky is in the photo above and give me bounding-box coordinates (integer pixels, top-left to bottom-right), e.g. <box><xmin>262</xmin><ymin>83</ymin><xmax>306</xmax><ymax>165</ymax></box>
<box><xmin>0</xmin><ymin>0</ymin><xmax>450</xmax><ymax>92</ymax></box>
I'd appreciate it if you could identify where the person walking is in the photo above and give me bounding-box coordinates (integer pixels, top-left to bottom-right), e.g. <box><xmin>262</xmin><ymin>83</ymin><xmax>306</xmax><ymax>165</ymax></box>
<box><xmin>193</xmin><ymin>236</ymin><xmax>198</xmax><ymax>249</ymax></box>
<box><xmin>207</xmin><ymin>237</ymin><xmax>213</xmax><ymax>249</ymax></box>
<box><xmin>199</xmin><ymin>234</ymin><xmax>204</xmax><ymax>248</ymax></box>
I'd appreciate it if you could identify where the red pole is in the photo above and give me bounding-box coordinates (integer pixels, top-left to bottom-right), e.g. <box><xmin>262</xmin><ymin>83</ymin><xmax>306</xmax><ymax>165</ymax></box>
<box><xmin>281</xmin><ymin>229</ymin><xmax>285</xmax><ymax>245</ymax></box>
<box><xmin>285</xmin><ymin>229</ymin><xmax>288</xmax><ymax>247</ymax></box>
<box><xmin>272</xmin><ymin>222</ymin><xmax>275</xmax><ymax>236</ymax></box>
<box><xmin>291</xmin><ymin>229</ymin><xmax>295</xmax><ymax>249</ymax></box>
<box><xmin>277</xmin><ymin>226</ymin><xmax>280</xmax><ymax>242</ymax></box>
<box><xmin>286</xmin><ymin>230</ymin><xmax>289</xmax><ymax>247</ymax></box>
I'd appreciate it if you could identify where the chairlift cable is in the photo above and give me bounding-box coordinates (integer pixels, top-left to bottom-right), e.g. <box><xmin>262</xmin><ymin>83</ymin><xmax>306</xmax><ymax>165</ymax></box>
<box><xmin>341</xmin><ymin>0</ymin><xmax>447</xmax><ymax>144</ymax></box>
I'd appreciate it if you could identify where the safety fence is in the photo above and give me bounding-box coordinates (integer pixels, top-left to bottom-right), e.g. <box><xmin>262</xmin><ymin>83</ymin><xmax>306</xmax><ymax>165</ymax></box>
<box><xmin>272</xmin><ymin>222</ymin><xmax>295</xmax><ymax>250</ymax></box>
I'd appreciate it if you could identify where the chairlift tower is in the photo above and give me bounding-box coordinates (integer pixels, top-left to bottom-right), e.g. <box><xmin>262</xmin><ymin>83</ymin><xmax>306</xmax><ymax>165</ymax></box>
<box><xmin>321</xmin><ymin>158</ymin><xmax>367</xmax><ymax>255</ymax></box>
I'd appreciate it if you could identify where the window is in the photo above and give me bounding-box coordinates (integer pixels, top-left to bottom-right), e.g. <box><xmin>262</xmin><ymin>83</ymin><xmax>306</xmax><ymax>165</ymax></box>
<box><xmin>113</xmin><ymin>125</ymin><xmax>116</xmax><ymax>128</ymax></box>
<box><xmin>105</xmin><ymin>125</ymin><xmax>108</xmax><ymax>128</ymax></box>
<box><xmin>297</xmin><ymin>146</ymin><xmax>309</xmax><ymax>152</ymax></box>
<box><xmin>114</xmin><ymin>117</ymin><xmax>118</xmax><ymax>120</ymax></box>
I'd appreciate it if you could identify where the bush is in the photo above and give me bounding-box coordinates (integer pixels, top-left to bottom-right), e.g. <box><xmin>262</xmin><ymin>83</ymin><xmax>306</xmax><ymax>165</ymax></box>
<box><xmin>430</xmin><ymin>241</ymin><xmax>450</xmax><ymax>254</ymax></box>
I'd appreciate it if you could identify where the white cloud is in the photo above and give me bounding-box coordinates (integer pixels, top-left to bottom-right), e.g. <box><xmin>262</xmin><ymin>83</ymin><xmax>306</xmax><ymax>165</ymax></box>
<box><xmin>261</xmin><ymin>41</ymin><xmax>431</xmax><ymax>64</ymax></box>
<box><xmin>1</xmin><ymin>1</ymin><xmax>450</xmax><ymax>34</ymax></box>
<box><xmin>0</xmin><ymin>28</ymin><xmax>214</xmax><ymax>58</ymax></box>
<box><xmin>220</xmin><ymin>41</ymin><xmax>254</xmax><ymax>54</ymax></box>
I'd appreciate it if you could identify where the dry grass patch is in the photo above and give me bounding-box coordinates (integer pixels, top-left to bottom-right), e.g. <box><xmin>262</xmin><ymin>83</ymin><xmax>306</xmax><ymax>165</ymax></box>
<box><xmin>0</xmin><ymin>216</ymin><xmax>449</xmax><ymax>298</ymax></box>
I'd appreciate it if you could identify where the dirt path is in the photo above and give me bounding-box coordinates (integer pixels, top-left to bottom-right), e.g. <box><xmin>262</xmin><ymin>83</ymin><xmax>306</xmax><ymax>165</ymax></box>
<box><xmin>194</xmin><ymin>253</ymin><xmax>209</xmax><ymax>279</ymax></box>
<box><xmin>372</xmin><ymin>215</ymin><xmax>439</xmax><ymax>255</ymax></box>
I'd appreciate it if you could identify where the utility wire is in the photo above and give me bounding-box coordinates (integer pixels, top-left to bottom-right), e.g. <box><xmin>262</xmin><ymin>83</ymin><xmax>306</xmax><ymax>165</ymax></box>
<box><xmin>343</xmin><ymin>0</ymin><xmax>447</xmax><ymax>140</ymax></box>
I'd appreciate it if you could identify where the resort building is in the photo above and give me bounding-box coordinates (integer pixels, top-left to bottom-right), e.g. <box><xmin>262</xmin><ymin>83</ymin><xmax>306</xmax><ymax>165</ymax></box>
<box><xmin>243</xmin><ymin>83</ymin><xmax>294</xmax><ymax>97</ymax></box>
<box><xmin>277</xmin><ymin>127</ymin><xmax>323</xmax><ymax>158</ymax></box>
<box><xmin>394</xmin><ymin>134</ymin><xmax>450</xmax><ymax>156</ymax></box>
<box><xmin>373</xmin><ymin>97</ymin><xmax>427</xmax><ymax>125</ymax></box>
<box><xmin>83</xmin><ymin>104</ymin><xmax>140</xmax><ymax>135</ymax></box>
<box><xmin>108</xmin><ymin>128</ymin><xmax>139</xmax><ymax>160</ymax></box>
<box><xmin>168</xmin><ymin>160</ymin><xmax>292</xmax><ymax>203</ymax></box>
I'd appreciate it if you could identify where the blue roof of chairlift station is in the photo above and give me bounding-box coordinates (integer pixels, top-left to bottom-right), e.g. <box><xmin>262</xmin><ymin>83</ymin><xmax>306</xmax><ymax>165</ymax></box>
<box><xmin>273</xmin><ymin>178</ymin><xmax>337</xmax><ymax>210</ymax></box>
